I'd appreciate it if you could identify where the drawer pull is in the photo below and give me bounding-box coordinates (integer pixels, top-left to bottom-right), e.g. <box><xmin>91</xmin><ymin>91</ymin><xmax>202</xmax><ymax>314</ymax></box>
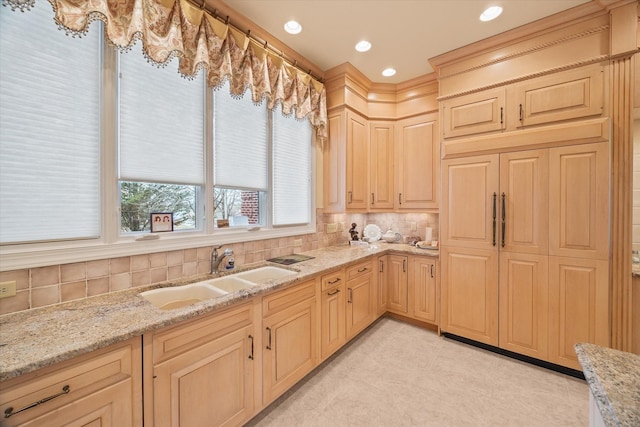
<box><xmin>327</xmin><ymin>278</ymin><xmax>341</xmax><ymax>285</ymax></box>
<box><xmin>357</xmin><ymin>267</ymin><xmax>367</xmax><ymax>273</ymax></box>
<box><xmin>5</xmin><ymin>385</ymin><xmax>70</xmax><ymax>418</ymax></box>
<box><xmin>327</xmin><ymin>289</ymin><xmax>341</xmax><ymax>296</ymax></box>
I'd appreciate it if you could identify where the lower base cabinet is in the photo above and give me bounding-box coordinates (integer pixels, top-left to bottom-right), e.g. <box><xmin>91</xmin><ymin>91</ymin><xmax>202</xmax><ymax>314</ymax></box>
<box><xmin>144</xmin><ymin>302</ymin><xmax>256</xmax><ymax>427</ymax></box>
<box><xmin>0</xmin><ymin>337</ymin><xmax>142</xmax><ymax>427</ymax></box>
<box><xmin>411</xmin><ymin>256</ymin><xmax>438</xmax><ymax>324</ymax></box>
<box><xmin>262</xmin><ymin>279</ymin><xmax>318</xmax><ymax>405</ymax></box>
<box><xmin>321</xmin><ymin>269</ymin><xmax>346</xmax><ymax>360</ymax></box>
<box><xmin>345</xmin><ymin>260</ymin><xmax>375</xmax><ymax>339</ymax></box>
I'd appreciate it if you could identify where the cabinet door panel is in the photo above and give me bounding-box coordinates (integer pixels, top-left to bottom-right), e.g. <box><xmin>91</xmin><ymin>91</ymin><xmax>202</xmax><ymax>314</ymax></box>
<box><xmin>441</xmin><ymin>247</ymin><xmax>499</xmax><ymax>346</ymax></box>
<box><xmin>548</xmin><ymin>257</ymin><xmax>609</xmax><ymax>370</ymax></box>
<box><xmin>323</xmin><ymin>112</ymin><xmax>346</xmax><ymax>213</ymax></box>
<box><xmin>263</xmin><ymin>298</ymin><xmax>317</xmax><ymax>403</ymax></box>
<box><xmin>377</xmin><ymin>256</ymin><xmax>388</xmax><ymax>315</ymax></box>
<box><xmin>346</xmin><ymin>275</ymin><xmax>374</xmax><ymax>339</ymax></box>
<box><xmin>386</xmin><ymin>255</ymin><xmax>408</xmax><ymax>313</ymax></box>
<box><xmin>396</xmin><ymin>115</ymin><xmax>439</xmax><ymax>209</ymax></box>
<box><xmin>153</xmin><ymin>326</ymin><xmax>254</xmax><ymax>427</ymax></box>
<box><xmin>500</xmin><ymin>149</ymin><xmax>549</xmax><ymax>254</ymax></box>
<box><xmin>513</xmin><ymin>65</ymin><xmax>603</xmax><ymax>128</ymax></box>
<box><xmin>321</xmin><ymin>282</ymin><xmax>346</xmax><ymax>360</ymax></box>
<box><xmin>412</xmin><ymin>257</ymin><xmax>438</xmax><ymax>324</ymax></box>
<box><xmin>499</xmin><ymin>252</ymin><xmax>548</xmax><ymax>360</ymax></box>
<box><xmin>442</xmin><ymin>87</ymin><xmax>506</xmax><ymax>138</ymax></box>
<box><xmin>441</xmin><ymin>154</ymin><xmax>499</xmax><ymax>249</ymax></box>
<box><xmin>369</xmin><ymin>121</ymin><xmax>395</xmax><ymax>210</ymax></box>
<box><xmin>549</xmin><ymin>142</ymin><xmax>608</xmax><ymax>259</ymax></box>
<box><xmin>346</xmin><ymin>110</ymin><xmax>368</xmax><ymax>210</ymax></box>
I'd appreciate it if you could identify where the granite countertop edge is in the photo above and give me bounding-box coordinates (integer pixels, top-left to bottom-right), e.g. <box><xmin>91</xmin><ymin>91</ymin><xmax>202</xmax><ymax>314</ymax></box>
<box><xmin>0</xmin><ymin>243</ymin><xmax>438</xmax><ymax>382</ymax></box>
<box><xmin>575</xmin><ymin>342</ymin><xmax>640</xmax><ymax>427</ymax></box>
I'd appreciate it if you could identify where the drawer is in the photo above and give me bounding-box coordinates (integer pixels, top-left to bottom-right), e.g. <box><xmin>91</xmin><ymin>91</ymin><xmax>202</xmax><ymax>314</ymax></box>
<box><xmin>346</xmin><ymin>260</ymin><xmax>373</xmax><ymax>281</ymax></box>
<box><xmin>0</xmin><ymin>337</ymin><xmax>140</xmax><ymax>424</ymax></box>
<box><xmin>321</xmin><ymin>269</ymin><xmax>345</xmax><ymax>291</ymax></box>
<box><xmin>262</xmin><ymin>279</ymin><xmax>317</xmax><ymax>318</ymax></box>
<box><xmin>152</xmin><ymin>302</ymin><xmax>253</xmax><ymax>364</ymax></box>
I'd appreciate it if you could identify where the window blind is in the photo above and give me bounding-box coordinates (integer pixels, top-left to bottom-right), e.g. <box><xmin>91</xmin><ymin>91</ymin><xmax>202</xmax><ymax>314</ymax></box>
<box><xmin>213</xmin><ymin>83</ymin><xmax>268</xmax><ymax>191</ymax></box>
<box><xmin>272</xmin><ymin>113</ymin><xmax>312</xmax><ymax>225</ymax></box>
<box><xmin>118</xmin><ymin>44</ymin><xmax>205</xmax><ymax>185</ymax></box>
<box><xmin>0</xmin><ymin>3</ymin><xmax>101</xmax><ymax>243</ymax></box>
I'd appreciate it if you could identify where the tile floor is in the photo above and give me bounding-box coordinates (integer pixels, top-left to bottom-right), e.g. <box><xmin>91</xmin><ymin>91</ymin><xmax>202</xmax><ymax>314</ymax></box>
<box><xmin>246</xmin><ymin>317</ymin><xmax>589</xmax><ymax>427</ymax></box>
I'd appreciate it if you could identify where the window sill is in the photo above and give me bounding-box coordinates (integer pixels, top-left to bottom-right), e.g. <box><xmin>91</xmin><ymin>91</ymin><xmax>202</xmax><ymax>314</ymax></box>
<box><xmin>0</xmin><ymin>224</ymin><xmax>316</xmax><ymax>271</ymax></box>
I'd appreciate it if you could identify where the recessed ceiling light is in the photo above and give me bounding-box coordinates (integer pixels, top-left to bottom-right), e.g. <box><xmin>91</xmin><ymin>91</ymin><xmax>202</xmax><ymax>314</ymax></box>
<box><xmin>355</xmin><ymin>40</ymin><xmax>372</xmax><ymax>52</ymax></box>
<box><xmin>382</xmin><ymin>68</ymin><xmax>396</xmax><ymax>77</ymax></box>
<box><xmin>480</xmin><ymin>6</ymin><xmax>503</xmax><ymax>22</ymax></box>
<box><xmin>284</xmin><ymin>20</ymin><xmax>302</xmax><ymax>35</ymax></box>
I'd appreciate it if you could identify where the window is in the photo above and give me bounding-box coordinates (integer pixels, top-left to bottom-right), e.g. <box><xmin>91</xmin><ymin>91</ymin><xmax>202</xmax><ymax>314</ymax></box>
<box><xmin>213</xmin><ymin>83</ymin><xmax>312</xmax><ymax>229</ymax></box>
<box><xmin>118</xmin><ymin>44</ymin><xmax>205</xmax><ymax>233</ymax></box>
<box><xmin>0</xmin><ymin>3</ymin><xmax>101</xmax><ymax>244</ymax></box>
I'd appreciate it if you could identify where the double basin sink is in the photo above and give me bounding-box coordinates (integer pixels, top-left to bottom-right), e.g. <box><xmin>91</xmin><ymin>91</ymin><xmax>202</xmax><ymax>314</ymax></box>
<box><xmin>140</xmin><ymin>266</ymin><xmax>297</xmax><ymax>310</ymax></box>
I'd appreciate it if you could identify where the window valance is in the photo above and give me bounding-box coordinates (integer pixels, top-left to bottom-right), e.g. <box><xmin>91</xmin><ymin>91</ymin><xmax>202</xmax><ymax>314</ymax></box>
<box><xmin>4</xmin><ymin>0</ymin><xmax>327</xmax><ymax>141</ymax></box>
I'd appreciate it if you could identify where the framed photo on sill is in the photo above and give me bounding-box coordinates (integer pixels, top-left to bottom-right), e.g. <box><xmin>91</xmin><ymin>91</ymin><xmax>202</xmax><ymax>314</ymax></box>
<box><xmin>150</xmin><ymin>212</ymin><xmax>173</xmax><ymax>232</ymax></box>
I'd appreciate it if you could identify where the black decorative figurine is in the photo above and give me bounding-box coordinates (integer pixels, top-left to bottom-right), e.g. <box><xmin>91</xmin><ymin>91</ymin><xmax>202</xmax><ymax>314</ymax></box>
<box><xmin>349</xmin><ymin>223</ymin><xmax>359</xmax><ymax>241</ymax></box>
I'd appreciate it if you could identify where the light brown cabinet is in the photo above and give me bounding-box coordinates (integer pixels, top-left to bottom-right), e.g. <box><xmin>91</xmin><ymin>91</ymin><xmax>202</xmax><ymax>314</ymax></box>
<box><xmin>345</xmin><ymin>260</ymin><xmax>375</xmax><ymax>339</ymax></box>
<box><xmin>145</xmin><ymin>303</ymin><xmax>256</xmax><ymax>427</ymax></box>
<box><xmin>369</xmin><ymin>121</ymin><xmax>395</xmax><ymax>210</ymax></box>
<box><xmin>262</xmin><ymin>279</ymin><xmax>318</xmax><ymax>404</ymax></box>
<box><xmin>0</xmin><ymin>337</ymin><xmax>142</xmax><ymax>427</ymax></box>
<box><xmin>396</xmin><ymin>113</ymin><xmax>439</xmax><ymax>210</ymax></box>
<box><xmin>411</xmin><ymin>256</ymin><xmax>439</xmax><ymax>325</ymax></box>
<box><xmin>385</xmin><ymin>255</ymin><xmax>408</xmax><ymax>314</ymax></box>
<box><xmin>345</xmin><ymin>110</ymin><xmax>369</xmax><ymax>210</ymax></box>
<box><xmin>320</xmin><ymin>269</ymin><xmax>346</xmax><ymax>360</ymax></box>
<box><xmin>441</xmin><ymin>142</ymin><xmax>609</xmax><ymax>368</ymax></box>
<box><xmin>442</xmin><ymin>64</ymin><xmax>604</xmax><ymax>139</ymax></box>
<box><xmin>376</xmin><ymin>256</ymin><xmax>388</xmax><ymax>315</ymax></box>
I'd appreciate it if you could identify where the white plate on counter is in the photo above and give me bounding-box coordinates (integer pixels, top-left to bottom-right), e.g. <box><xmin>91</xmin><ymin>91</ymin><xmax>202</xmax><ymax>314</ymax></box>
<box><xmin>363</xmin><ymin>224</ymin><xmax>382</xmax><ymax>242</ymax></box>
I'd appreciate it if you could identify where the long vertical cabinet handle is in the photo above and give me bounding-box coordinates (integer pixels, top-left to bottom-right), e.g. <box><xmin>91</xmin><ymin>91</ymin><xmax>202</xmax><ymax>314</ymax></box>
<box><xmin>492</xmin><ymin>193</ymin><xmax>497</xmax><ymax>246</ymax></box>
<box><xmin>347</xmin><ymin>288</ymin><xmax>353</xmax><ymax>303</ymax></box>
<box><xmin>348</xmin><ymin>191</ymin><xmax>353</xmax><ymax>204</ymax></box>
<box><xmin>403</xmin><ymin>259</ymin><xmax>406</xmax><ymax>272</ymax></box>
<box><xmin>430</xmin><ymin>264</ymin><xmax>434</xmax><ymax>278</ymax></box>
<box><xmin>248</xmin><ymin>335</ymin><xmax>254</xmax><ymax>360</ymax></box>
<box><xmin>379</xmin><ymin>259</ymin><xmax>384</xmax><ymax>273</ymax></box>
<box><xmin>371</xmin><ymin>193</ymin><xmax>375</xmax><ymax>205</ymax></box>
<box><xmin>500</xmin><ymin>107</ymin><xmax>503</xmax><ymax>125</ymax></box>
<box><xmin>519</xmin><ymin>104</ymin><xmax>523</xmax><ymax>122</ymax></box>
<box><xmin>398</xmin><ymin>193</ymin><xmax>402</xmax><ymax>205</ymax></box>
<box><xmin>501</xmin><ymin>192</ymin><xmax>506</xmax><ymax>248</ymax></box>
<box><xmin>265</xmin><ymin>327</ymin><xmax>272</xmax><ymax>350</ymax></box>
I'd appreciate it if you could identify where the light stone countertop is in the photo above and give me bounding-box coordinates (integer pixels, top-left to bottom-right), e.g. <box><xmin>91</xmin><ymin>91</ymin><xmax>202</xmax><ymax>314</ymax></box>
<box><xmin>575</xmin><ymin>343</ymin><xmax>640</xmax><ymax>427</ymax></box>
<box><xmin>0</xmin><ymin>242</ymin><xmax>437</xmax><ymax>382</ymax></box>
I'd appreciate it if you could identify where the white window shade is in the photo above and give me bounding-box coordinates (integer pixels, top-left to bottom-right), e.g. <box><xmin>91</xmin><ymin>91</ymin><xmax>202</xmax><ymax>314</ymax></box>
<box><xmin>213</xmin><ymin>83</ymin><xmax>268</xmax><ymax>190</ymax></box>
<box><xmin>272</xmin><ymin>113</ymin><xmax>312</xmax><ymax>225</ymax></box>
<box><xmin>118</xmin><ymin>44</ymin><xmax>205</xmax><ymax>185</ymax></box>
<box><xmin>0</xmin><ymin>3</ymin><xmax>101</xmax><ymax>243</ymax></box>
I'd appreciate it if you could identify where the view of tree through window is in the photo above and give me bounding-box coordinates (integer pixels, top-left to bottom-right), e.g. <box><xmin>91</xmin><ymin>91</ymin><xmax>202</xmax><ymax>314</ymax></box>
<box><xmin>120</xmin><ymin>182</ymin><xmax>196</xmax><ymax>232</ymax></box>
<box><xmin>213</xmin><ymin>188</ymin><xmax>263</xmax><ymax>227</ymax></box>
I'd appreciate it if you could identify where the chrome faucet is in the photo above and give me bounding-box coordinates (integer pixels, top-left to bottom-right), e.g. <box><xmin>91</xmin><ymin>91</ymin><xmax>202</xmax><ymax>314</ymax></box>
<box><xmin>211</xmin><ymin>245</ymin><xmax>235</xmax><ymax>274</ymax></box>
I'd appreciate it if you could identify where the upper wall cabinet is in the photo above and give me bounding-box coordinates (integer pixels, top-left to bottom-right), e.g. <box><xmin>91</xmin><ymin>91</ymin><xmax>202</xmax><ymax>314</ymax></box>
<box><xmin>369</xmin><ymin>121</ymin><xmax>395</xmax><ymax>210</ymax></box>
<box><xmin>441</xmin><ymin>64</ymin><xmax>604</xmax><ymax>139</ymax></box>
<box><xmin>396</xmin><ymin>113</ymin><xmax>439</xmax><ymax>210</ymax></box>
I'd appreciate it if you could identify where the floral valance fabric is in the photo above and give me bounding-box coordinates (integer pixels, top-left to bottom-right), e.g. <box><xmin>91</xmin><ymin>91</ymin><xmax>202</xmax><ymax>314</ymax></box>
<box><xmin>4</xmin><ymin>0</ymin><xmax>327</xmax><ymax>140</ymax></box>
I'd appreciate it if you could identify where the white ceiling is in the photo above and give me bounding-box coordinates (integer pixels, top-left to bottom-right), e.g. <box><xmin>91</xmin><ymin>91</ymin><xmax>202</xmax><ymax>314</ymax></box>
<box><xmin>223</xmin><ymin>0</ymin><xmax>592</xmax><ymax>83</ymax></box>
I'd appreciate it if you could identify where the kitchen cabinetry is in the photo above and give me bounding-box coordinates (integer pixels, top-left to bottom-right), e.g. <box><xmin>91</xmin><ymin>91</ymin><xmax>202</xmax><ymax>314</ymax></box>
<box><xmin>442</xmin><ymin>64</ymin><xmax>604</xmax><ymax>139</ymax></box>
<box><xmin>396</xmin><ymin>113</ymin><xmax>439</xmax><ymax>210</ymax></box>
<box><xmin>346</xmin><ymin>110</ymin><xmax>369</xmax><ymax>210</ymax></box>
<box><xmin>345</xmin><ymin>260</ymin><xmax>375</xmax><ymax>339</ymax></box>
<box><xmin>411</xmin><ymin>256</ymin><xmax>439</xmax><ymax>325</ymax></box>
<box><xmin>262</xmin><ymin>279</ymin><xmax>318</xmax><ymax>404</ymax></box>
<box><xmin>385</xmin><ymin>255</ymin><xmax>408</xmax><ymax>314</ymax></box>
<box><xmin>0</xmin><ymin>337</ymin><xmax>141</xmax><ymax>427</ymax></box>
<box><xmin>369</xmin><ymin>121</ymin><xmax>395</xmax><ymax>210</ymax></box>
<box><xmin>441</xmin><ymin>142</ymin><xmax>609</xmax><ymax>368</ymax></box>
<box><xmin>320</xmin><ymin>269</ymin><xmax>346</xmax><ymax>360</ymax></box>
<box><xmin>145</xmin><ymin>303</ymin><xmax>256</xmax><ymax>427</ymax></box>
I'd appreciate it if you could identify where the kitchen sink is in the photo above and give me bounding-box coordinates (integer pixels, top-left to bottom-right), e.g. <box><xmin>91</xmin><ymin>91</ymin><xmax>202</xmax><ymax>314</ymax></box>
<box><xmin>235</xmin><ymin>266</ymin><xmax>297</xmax><ymax>283</ymax></box>
<box><xmin>140</xmin><ymin>266</ymin><xmax>297</xmax><ymax>310</ymax></box>
<box><xmin>206</xmin><ymin>276</ymin><xmax>257</xmax><ymax>293</ymax></box>
<box><xmin>140</xmin><ymin>283</ymin><xmax>228</xmax><ymax>310</ymax></box>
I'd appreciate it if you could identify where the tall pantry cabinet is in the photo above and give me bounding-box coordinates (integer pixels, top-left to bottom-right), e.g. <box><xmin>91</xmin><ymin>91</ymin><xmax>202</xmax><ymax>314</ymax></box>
<box><xmin>439</xmin><ymin>64</ymin><xmax>609</xmax><ymax>370</ymax></box>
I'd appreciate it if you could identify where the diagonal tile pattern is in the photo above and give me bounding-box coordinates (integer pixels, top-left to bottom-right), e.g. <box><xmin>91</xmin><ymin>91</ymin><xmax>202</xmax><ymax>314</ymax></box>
<box><xmin>247</xmin><ymin>318</ymin><xmax>588</xmax><ymax>427</ymax></box>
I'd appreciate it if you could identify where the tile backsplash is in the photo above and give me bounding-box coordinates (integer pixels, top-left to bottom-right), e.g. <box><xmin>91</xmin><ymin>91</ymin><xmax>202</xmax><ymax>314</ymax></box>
<box><xmin>0</xmin><ymin>209</ymin><xmax>438</xmax><ymax>315</ymax></box>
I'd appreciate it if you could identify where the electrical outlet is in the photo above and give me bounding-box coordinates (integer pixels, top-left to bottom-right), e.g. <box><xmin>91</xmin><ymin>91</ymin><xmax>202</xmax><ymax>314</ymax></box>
<box><xmin>411</xmin><ymin>221</ymin><xmax>417</xmax><ymax>231</ymax></box>
<box><xmin>326</xmin><ymin>223</ymin><xmax>338</xmax><ymax>233</ymax></box>
<box><xmin>0</xmin><ymin>281</ymin><xmax>16</xmax><ymax>299</ymax></box>
<box><xmin>293</xmin><ymin>239</ymin><xmax>303</xmax><ymax>247</ymax></box>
